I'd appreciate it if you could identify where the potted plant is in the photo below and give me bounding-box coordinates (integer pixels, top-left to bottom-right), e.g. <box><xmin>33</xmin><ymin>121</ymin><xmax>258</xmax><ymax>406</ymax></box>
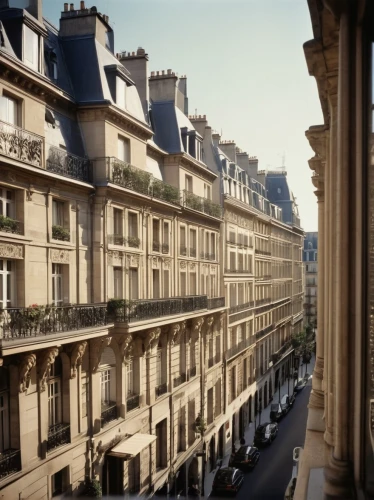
<box><xmin>127</xmin><ymin>236</ymin><xmax>140</xmax><ymax>248</ymax></box>
<box><xmin>52</xmin><ymin>225</ymin><xmax>70</xmax><ymax>241</ymax></box>
<box><xmin>80</xmin><ymin>477</ymin><xmax>102</xmax><ymax>497</ymax></box>
<box><xmin>194</xmin><ymin>412</ymin><xmax>207</xmax><ymax>436</ymax></box>
<box><xmin>0</xmin><ymin>214</ymin><xmax>19</xmax><ymax>233</ymax></box>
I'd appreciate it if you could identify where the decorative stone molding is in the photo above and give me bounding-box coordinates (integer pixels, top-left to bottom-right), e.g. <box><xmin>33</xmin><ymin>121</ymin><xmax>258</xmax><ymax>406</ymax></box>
<box><xmin>214</xmin><ymin>312</ymin><xmax>225</xmax><ymax>332</ymax></box>
<box><xmin>151</xmin><ymin>256</ymin><xmax>160</xmax><ymax>269</ymax></box>
<box><xmin>180</xmin><ymin>261</ymin><xmax>187</xmax><ymax>270</ymax></box>
<box><xmin>0</xmin><ymin>243</ymin><xmax>23</xmax><ymax>259</ymax></box>
<box><xmin>108</xmin><ymin>251</ymin><xmax>123</xmax><ymax>266</ymax></box>
<box><xmin>26</xmin><ymin>184</ymin><xmax>35</xmax><ymax>201</ymax></box>
<box><xmin>170</xmin><ymin>323</ymin><xmax>181</xmax><ymax>345</ymax></box>
<box><xmin>90</xmin><ymin>337</ymin><xmax>112</xmax><ymax>372</ymax></box>
<box><xmin>38</xmin><ymin>347</ymin><xmax>59</xmax><ymax>392</ymax></box>
<box><xmin>117</xmin><ymin>334</ymin><xmax>133</xmax><ymax>362</ymax></box>
<box><xmin>50</xmin><ymin>249</ymin><xmax>70</xmax><ymax>264</ymax></box>
<box><xmin>191</xmin><ymin>317</ymin><xmax>204</xmax><ymax>339</ymax></box>
<box><xmin>19</xmin><ymin>353</ymin><xmax>36</xmax><ymax>393</ymax></box>
<box><xmin>163</xmin><ymin>258</ymin><xmax>171</xmax><ymax>269</ymax></box>
<box><xmin>126</xmin><ymin>254</ymin><xmax>139</xmax><ymax>268</ymax></box>
<box><xmin>210</xmin><ymin>265</ymin><xmax>216</xmax><ymax>274</ymax></box>
<box><xmin>69</xmin><ymin>341</ymin><xmax>88</xmax><ymax>378</ymax></box>
<box><xmin>225</xmin><ymin>210</ymin><xmax>253</xmax><ymax>230</ymax></box>
<box><xmin>145</xmin><ymin>327</ymin><xmax>161</xmax><ymax>354</ymax></box>
<box><xmin>205</xmin><ymin>316</ymin><xmax>214</xmax><ymax>337</ymax></box>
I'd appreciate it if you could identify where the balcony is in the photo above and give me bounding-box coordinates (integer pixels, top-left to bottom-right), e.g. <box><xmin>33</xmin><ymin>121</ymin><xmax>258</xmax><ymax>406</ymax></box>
<box><xmin>201</xmin><ymin>252</ymin><xmax>216</xmax><ymax>261</ymax></box>
<box><xmin>208</xmin><ymin>353</ymin><xmax>220</xmax><ymax>368</ymax></box>
<box><xmin>189</xmin><ymin>248</ymin><xmax>196</xmax><ymax>258</ymax></box>
<box><xmin>183</xmin><ymin>191</ymin><xmax>222</xmax><ymax>219</ymax></box>
<box><xmin>188</xmin><ymin>366</ymin><xmax>197</xmax><ymax>378</ymax></box>
<box><xmin>0</xmin><ymin>303</ymin><xmax>109</xmax><ymax>341</ymax></box>
<box><xmin>108</xmin><ymin>234</ymin><xmax>141</xmax><ymax>248</ymax></box>
<box><xmin>109</xmin><ymin>296</ymin><xmax>209</xmax><ymax>323</ymax></box>
<box><xmin>271</xmin><ymin>341</ymin><xmax>293</xmax><ymax>364</ymax></box>
<box><xmin>173</xmin><ymin>373</ymin><xmax>186</xmax><ymax>388</ymax></box>
<box><xmin>108</xmin><ymin>157</ymin><xmax>181</xmax><ymax>205</ymax></box>
<box><xmin>52</xmin><ymin>225</ymin><xmax>70</xmax><ymax>242</ymax></box>
<box><xmin>224</xmin><ymin>268</ymin><xmax>249</xmax><ymax>273</ymax></box>
<box><xmin>126</xmin><ymin>394</ymin><xmax>140</xmax><ymax>412</ymax></box>
<box><xmin>256</xmin><ymin>298</ymin><xmax>271</xmax><ymax>306</ymax></box>
<box><xmin>0</xmin><ymin>449</ymin><xmax>21</xmax><ymax>480</ymax></box>
<box><xmin>255</xmin><ymin>249</ymin><xmax>271</xmax><ymax>256</ymax></box>
<box><xmin>153</xmin><ymin>241</ymin><xmax>160</xmax><ymax>252</ymax></box>
<box><xmin>207</xmin><ymin>297</ymin><xmax>225</xmax><ymax>309</ymax></box>
<box><xmin>229</xmin><ymin>301</ymin><xmax>254</xmax><ymax>315</ymax></box>
<box><xmin>180</xmin><ymin>246</ymin><xmax>187</xmax><ymax>256</ymax></box>
<box><xmin>47</xmin><ymin>423</ymin><xmax>70</xmax><ymax>452</ymax></box>
<box><xmin>162</xmin><ymin>243</ymin><xmax>169</xmax><ymax>254</ymax></box>
<box><xmin>226</xmin><ymin>337</ymin><xmax>256</xmax><ymax>361</ymax></box>
<box><xmin>0</xmin><ymin>215</ymin><xmax>23</xmax><ymax>235</ymax></box>
<box><xmin>0</xmin><ymin>119</ymin><xmax>43</xmax><ymax>168</ymax></box>
<box><xmin>255</xmin><ymin>323</ymin><xmax>274</xmax><ymax>340</ymax></box>
<box><xmin>155</xmin><ymin>382</ymin><xmax>167</xmax><ymax>398</ymax></box>
<box><xmin>46</xmin><ymin>146</ymin><xmax>92</xmax><ymax>182</ymax></box>
<box><xmin>101</xmin><ymin>402</ymin><xmax>117</xmax><ymax>427</ymax></box>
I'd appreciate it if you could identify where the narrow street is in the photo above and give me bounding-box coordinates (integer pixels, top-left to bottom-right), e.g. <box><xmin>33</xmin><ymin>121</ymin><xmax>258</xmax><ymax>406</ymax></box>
<box><xmin>236</xmin><ymin>381</ymin><xmax>312</xmax><ymax>500</ymax></box>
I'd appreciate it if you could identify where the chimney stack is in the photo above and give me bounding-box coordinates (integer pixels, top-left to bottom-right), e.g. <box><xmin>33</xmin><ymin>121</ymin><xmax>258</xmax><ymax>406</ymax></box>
<box><xmin>64</xmin><ymin>2</ymin><xmax>69</xmax><ymax>11</ymax></box>
<box><xmin>70</xmin><ymin>3</ymin><xmax>74</xmax><ymax>11</ymax></box>
<box><xmin>80</xmin><ymin>1</ymin><xmax>85</xmax><ymax>9</ymax></box>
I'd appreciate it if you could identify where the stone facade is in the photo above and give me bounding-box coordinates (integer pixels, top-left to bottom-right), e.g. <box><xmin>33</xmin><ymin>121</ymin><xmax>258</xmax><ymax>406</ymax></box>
<box><xmin>0</xmin><ymin>2</ymin><xmax>304</xmax><ymax>499</ymax></box>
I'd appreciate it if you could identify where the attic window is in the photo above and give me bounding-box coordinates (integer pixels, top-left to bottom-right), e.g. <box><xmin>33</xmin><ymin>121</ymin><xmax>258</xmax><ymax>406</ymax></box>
<box><xmin>50</xmin><ymin>50</ymin><xmax>57</xmax><ymax>80</ymax></box>
<box><xmin>116</xmin><ymin>77</ymin><xmax>126</xmax><ymax>109</ymax></box>
<box><xmin>23</xmin><ymin>25</ymin><xmax>39</xmax><ymax>71</ymax></box>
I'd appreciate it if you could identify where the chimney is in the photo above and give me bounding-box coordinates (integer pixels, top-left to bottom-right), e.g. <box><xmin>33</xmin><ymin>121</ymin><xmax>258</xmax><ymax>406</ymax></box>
<box><xmin>80</xmin><ymin>0</ymin><xmax>85</xmax><ymax>8</ymax></box>
<box><xmin>219</xmin><ymin>140</ymin><xmax>237</xmax><ymax>163</ymax></box>
<box><xmin>118</xmin><ymin>48</ymin><xmax>149</xmax><ymax>121</ymax></box>
<box><xmin>247</xmin><ymin>157</ymin><xmax>259</xmax><ymax>179</ymax></box>
<box><xmin>212</xmin><ymin>133</ymin><xmax>221</xmax><ymax>148</ymax></box>
<box><xmin>64</xmin><ymin>2</ymin><xmax>69</xmax><ymax>11</ymax></box>
<box><xmin>149</xmin><ymin>69</ymin><xmax>180</xmax><ymax>109</ymax></box>
<box><xmin>70</xmin><ymin>3</ymin><xmax>74</xmax><ymax>11</ymax></box>
<box><xmin>236</xmin><ymin>151</ymin><xmax>249</xmax><ymax>169</ymax></box>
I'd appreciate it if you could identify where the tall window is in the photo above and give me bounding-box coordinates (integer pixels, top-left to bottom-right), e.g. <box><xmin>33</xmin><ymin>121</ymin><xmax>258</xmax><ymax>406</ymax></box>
<box><xmin>118</xmin><ymin>136</ymin><xmax>130</xmax><ymax>163</ymax></box>
<box><xmin>128</xmin><ymin>212</ymin><xmax>138</xmax><ymax>239</ymax></box>
<box><xmin>0</xmin><ymin>187</ymin><xmax>15</xmax><ymax>218</ymax></box>
<box><xmin>48</xmin><ymin>359</ymin><xmax>62</xmax><ymax>428</ymax></box>
<box><xmin>162</xmin><ymin>221</ymin><xmax>169</xmax><ymax>253</ymax></box>
<box><xmin>113</xmin><ymin>267</ymin><xmax>122</xmax><ymax>299</ymax></box>
<box><xmin>156</xmin><ymin>348</ymin><xmax>163</xmax><ymax>386</ymax></box>
<box><xmin>0</xmin><ymin>368</ymin><xmax>9</xmax><ymax>452</ymax></box>
<box><xmin>180</xmin><ymin>226</ymin><xmax>186</xmax><ymax>255</ymax></box>
<box><xmin>189</xmin><ymin>228</ymin><xmax>197</xmax><ymax>257</ymax></box>
<box><xmin>24</xmin><ymin>25</ymin><xmax>39</xmax><ymax>71</ymax></box>
<box><xmin>180</xmin><ymin>272</ymin><xmax>186</xmax><ymax>296</ymax></box>
<box><xmin>113</xmin><ymin>208</ymin><xmax>123</xmax><ymax>239</ymax></box>
<box><xmin>163</xmin><ymin>269</ymin><xmax>170</xmax><ymax>298</ymax></box>
<box><xmin>0</xmin><ymin>95</ymin><xmax>18</xmax><ymax>125</ymax></box>
<box><xmin>189</xmin><ymin>272</ymin><xmax>196</xmax><ymax>295</ymax></box>
<box><xmin>52</xmin><ymin>200</ymin><xmax>64</xmax><ymax>227</ymax></box>
<box><xmin>129</xmin><ymin>268</ymin><xmax>138</xmax><ymax>300</ymax></box>
<box><xmin>185</xmin><ymin>175</ymin><xmax>193</xmax><ymax>193</ymax></box>
<box><xmin>101</xmin><ymin>370</ymin><xmax>111</xmax><ymax>406</ymax></box>
<box><xmin>52</xmin><ymin>263</ymin><xmax>63</xmax><ymax>306</ymax></box>
<box><xmin>153</xmin><ymin>269</ymin><xmax>160</xmax><ymax>299</ymax></box>
<box><xmin>116</xmin><ymin>77</ymin><xmax>126</xmax><ymax>109</ymax></box>
<box><xmin>126</xmin><ymin>360</ymin><xmax>134</xmax><ymax>397</ymax></box>
<box><xmin>204</xmin><ymin>184</ymin><xmax>211</xmax><ymax>200</ymax></box>
<box><xmin>81</xmin><ymin>372</ymin><xmax>89</xmax><ymax>419</ymax></box>
<box><xmin>0</xmin><ymin>259</ymin><xmax>14</xmax><ymax>308</ymax></box>
<box><xmin>152</xmin><ymin>219</ymin><xmax>160</xmax><ymax>251</ymax></box>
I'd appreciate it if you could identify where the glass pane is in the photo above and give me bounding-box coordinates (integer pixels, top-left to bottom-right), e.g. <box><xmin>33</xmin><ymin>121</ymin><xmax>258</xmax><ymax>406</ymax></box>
<box><xmin>116</xmin><ymin>77</ymin><xmax>126</xmax><ymax>109</ymax></box>
<box><xmin>24</xmin><ymin>25</ymin><xmax>39</xmax><ymax>70</ymax></box>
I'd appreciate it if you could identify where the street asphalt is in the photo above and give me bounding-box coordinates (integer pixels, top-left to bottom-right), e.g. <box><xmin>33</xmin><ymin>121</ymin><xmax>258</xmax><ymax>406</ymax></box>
<box><xmin>209</xmin><ymin>380</ymin><xmax>312</xmax><ymax>500</ymax></box>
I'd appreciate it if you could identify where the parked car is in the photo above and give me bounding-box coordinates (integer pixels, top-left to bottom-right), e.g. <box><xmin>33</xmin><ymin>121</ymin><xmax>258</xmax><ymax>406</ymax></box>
<box><xmin>231</xmin><ymin>445</ymin><xmax>260</xmax><ymax>471</ymax></box>
<box><xmin>294</xmin><ymin>378</ymin><xmax>307</xmax><ymax>393</ymax></box>
<box><xmin>212</xmin><ymin>467</ymin><xmax>244</xmax><ymax>496</ymax></box>
<box><xmin>289</xmin><ymin>392</ymin><xmax>296</xmax><ymax>407</ymax></box>
<box><xmin>280</xmin><ymin>394</ymin><xmax>292</xmax><ymax>414</ymax></box>
<box><xmin>270</xmin><ymin>403</ymin><xmax>283</xmax><ymax>422</ymax></box>
<box><xmin>253</xmin><ymin>422</ymin><xmax>278</xmax><ymax>446</ymax></box>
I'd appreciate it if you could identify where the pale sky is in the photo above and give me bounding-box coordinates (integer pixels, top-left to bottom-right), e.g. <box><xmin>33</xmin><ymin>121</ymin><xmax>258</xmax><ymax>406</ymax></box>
<box><xmin>44</xmin><ymin>0</ymin><xmax>323</xmax><ymax>231</ymax></box>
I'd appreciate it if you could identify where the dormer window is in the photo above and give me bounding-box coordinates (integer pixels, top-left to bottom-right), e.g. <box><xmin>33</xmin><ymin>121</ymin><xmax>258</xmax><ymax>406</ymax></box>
<box><xmin>23</xmin><ymin>25</ymin><xmax>39</xmax><ymax>71</ymax></box>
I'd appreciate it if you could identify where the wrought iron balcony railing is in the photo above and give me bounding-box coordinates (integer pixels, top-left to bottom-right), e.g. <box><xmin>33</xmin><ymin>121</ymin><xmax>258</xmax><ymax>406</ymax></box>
<box><xmin>126</xmin><ymin>394</ymin><xmax>140</xmax><ymax>412</ymax></box>
<box><xmin>180</xmin><ymin>246</ymin><xmax>187</xmax><ymax>256</ymax></box>
<box><xmin>271</xmin><ymin>341</ymin><xmax>292</xmax><ymax>364</ymax></box>
<box><xmin>101</xmin><ymin>402</ymin><xmax>117</xmax><ymax>427</ymax></box>
<box><xmin>207</xmin><ymin>297</ymin><xmax>225</xmax><ymax>309</ymax></box>
<box><xmin>226</xmin><ymin>336</ymin><xmax>256</xmax><ymax>361</ymax></box>
<box><xmin>108</xmin><ymin>157</ymin><xmax>181</xmax><ymax>205</ymax></box>
<box><xmin>188</xmin><ymin>366</ymin><xmax>197</xmax><ymax>378</ymax></box>
<box><xmin>0</xmin><ymin>119</ymin><xmax>43</xmax><ymax>168</ymax></box>
<box><xmin>108</xmin><ymin>234</ymin><xmax>141</xmax><ymax>248</ymax></box>
<box><xmin>162</xmin><ymin>243</ymin><xmax>169</xmax><ymax>254</ymax></box>
<box><xmin>229</xmin><ymin>301</ymin><xmax>254</xmax><ymax>315</ymax></box>
<box><xmin>183</xmin><ymin>191</ymin><xmax>222</xmax><ymax>219</ymax></box>
<box><xmin>256</xmin><ymin>298</ymin><xmax>271</xmax><ymax>306</ymax></box>
<box><xmin>153</xmin><ymin>241</ymin><xmax>160</xmax><ymax>252</ymax></box>
<box><xmin>52</xmin><ymin>225</ymin><xmax>70</xmax><ymax>241</ymax></box>
<box><xmin>0</xmin><ymin>448</ymin><xmax>21</xmax><ymax>480</ymax></box>
<box><xmin>189</xmin><ymin>248</ymin><xmax>197</xmax><ymax>258</ymax></box>
<box><xmin>0</xmin><ymin>303</ymin><xmax>109</xmax><ymax>340</ymax></box>
<box><xmin>0</xmin><ymin>216</ymin><xmax>23</xmax><ymax>235</ymax></box>
<box><xmin>200</xmin><ymin>252</ymin><xmax>216</xmax><ymax>261</ymax></box>
<box><xmin>208</xmin><ymin>353</ymin><xmax>220</xmax><ymax>368</ymax></box>
<box><xmin>173</xmin><ymin>373</ymin><xmax>186</xmax><ymax>388</ymax></box>
<box><xmin>155</xmin><ymin>382</ymin><xmax>167</xmax><ymax>398</ymax></box>
<box><xmin>46</xmin><ymin>146</ymin><xmax>92</xmax><ymax>182</ymax></box>
<box><xmin>255</xmin><ymin>249</ymin><xmax>271</xmax><ymax>256</ymax></box>
<box><xmin>109</xmin><ymin>296</ymin><xmax>209</xmax><ymax>323</ymax></box>
<box><xmin>47</xmin><ymin>423</ymin><xmax>70</xmax><ymax>452</ymax></box>
<box><xmin>255</xmin><ymin>324</ymin><xmax>275</xmax><ymax>340</ymax></box>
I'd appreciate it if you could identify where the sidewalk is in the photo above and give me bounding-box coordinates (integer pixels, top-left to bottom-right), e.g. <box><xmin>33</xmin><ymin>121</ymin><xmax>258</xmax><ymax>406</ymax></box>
<box><xmin>203</xmin><ymin>354</ymin><xmax>316</xmax><ymax>497</ymax></box>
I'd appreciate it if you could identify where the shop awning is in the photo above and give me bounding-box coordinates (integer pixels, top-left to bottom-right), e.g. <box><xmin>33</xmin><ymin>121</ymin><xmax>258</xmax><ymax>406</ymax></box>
<box><xmin>108</xmin><ymin>433</ymin><xmax>157</xmax><ymax>458</ymax></box>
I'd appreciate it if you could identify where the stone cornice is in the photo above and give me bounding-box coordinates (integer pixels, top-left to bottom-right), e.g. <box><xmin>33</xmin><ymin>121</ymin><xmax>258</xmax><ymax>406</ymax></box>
<box><xmin>305</xmin><ymin>125</ymin><xmax>328</xmax><ymax>160</ymax></box>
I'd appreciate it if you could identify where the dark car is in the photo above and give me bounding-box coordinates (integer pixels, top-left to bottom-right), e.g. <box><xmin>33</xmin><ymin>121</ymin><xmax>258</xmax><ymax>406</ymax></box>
<box><xmin>231</xmin><ymin>445</ymin><xmax>260</xmax><ymax>471</ymax></box>
<box><xmin>253</xmin><ymin>422</ymin><xmax>278</xmax><ymax>446</ymax></box>
<box><xmin>280</xmin><ymin>394</ymin><xmax>292</xmax><ymax>414</ymax></box>
<box><xmin>270</xmin><ymin>403</ymin><xmax>283</xmax><ymax>422</ymax></box>
<box><xmin>212</xmin><ymin>467</ymin><xmax>244</xmax><ymax>496</ymax></box>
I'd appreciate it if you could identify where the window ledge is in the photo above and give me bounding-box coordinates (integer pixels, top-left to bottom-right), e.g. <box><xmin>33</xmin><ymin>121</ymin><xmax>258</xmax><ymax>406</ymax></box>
<box><xmin>49</xmin><ymin>238</ymin><xmax>74</xmax><ymax>247</ymax></box>
<box><xmin>0</xmin><ymin>231</ymin><xmax>32</xmax><ymax>243</ymax></box>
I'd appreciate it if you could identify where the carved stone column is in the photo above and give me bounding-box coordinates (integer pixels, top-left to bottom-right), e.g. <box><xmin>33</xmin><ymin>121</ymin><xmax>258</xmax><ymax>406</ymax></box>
<box><xmin>89</xmin><ymin>337</ymin><xmax>112</xmax><ymax>434</ymax></box>
<box><xmin>66</xmin><ymin>341</ymin><xmax>88</xmax><ymax>437</ymax></box>
<box><xmin>145</xmin><ymin>327</ymin><xmax>161</xmax><ymax>405</ymax></box>
<box><xmin>18</xmin><ymin>353</ymin><xmax>37</xmax><ymax>468</ymax></box>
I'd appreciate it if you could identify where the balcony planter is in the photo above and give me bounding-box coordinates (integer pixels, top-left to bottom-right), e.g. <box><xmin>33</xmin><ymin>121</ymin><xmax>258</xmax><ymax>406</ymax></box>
<box><xmin>127</xmin><ymin>236</ymin><xmax>140</xmax><ymax>248</ymax></box>
<box><xmin>52</xmin><ymin>225</ymin><xmax>70</xmax><ymax>241</ymax></box>
<box><xmin>0</xmin><ymin>215</ymin><xmax>20</xmax><ymax>234</ymax></box>
<box><xmin>112</xmin><ymin>161</ymin><xmax>151</xmax><ymax>196</ymax></box>
<box><xmin>194</xmin><ymin>413</ymin><xmax>207</xmax><ymax>436</ymax></box>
